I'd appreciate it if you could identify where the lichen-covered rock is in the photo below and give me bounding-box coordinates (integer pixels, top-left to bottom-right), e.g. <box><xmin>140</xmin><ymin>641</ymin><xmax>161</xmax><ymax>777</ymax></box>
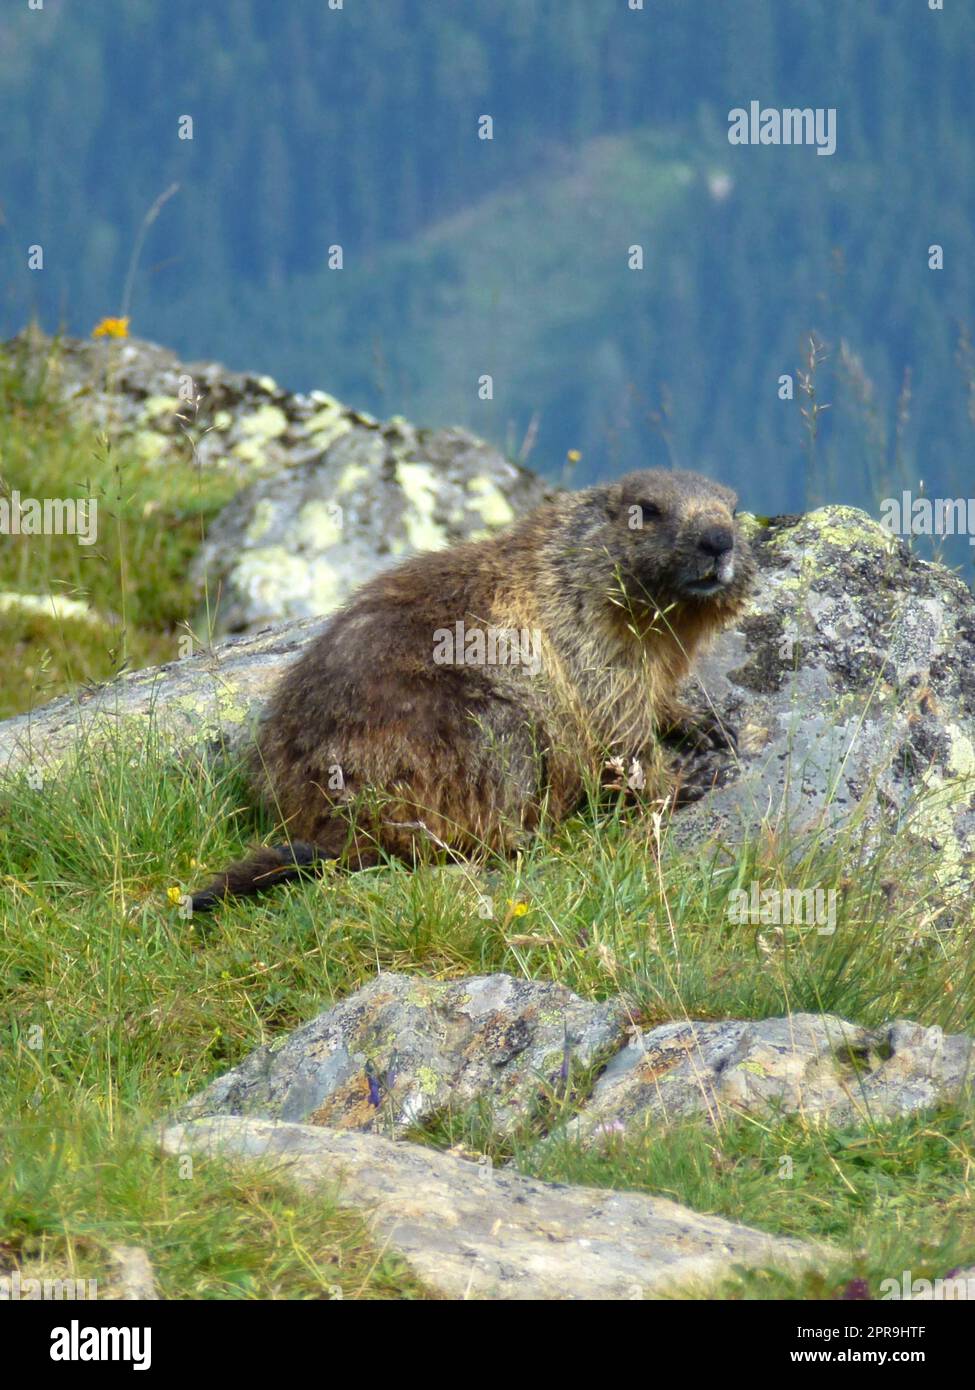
<box><xmin>678</xmin><ymin>507</ymin><xmax>975</xmax><ymax>900</ymax></box>
<box><xmin>0</xmin><ymin>613</ymin><xmax>325</xmax><ymax>778</ymax></box>
<box><xmin>3</xmin><ymin>329</ymin><xmax>549</xmax><ymax>636</ymax></box>
<box><xmin>7</xmin><ymin>326</ymin><xmax>338</xmax><ymax>477</ymax></box>
<box><xmin>160</xmin><ymin>1115</ymin><xmax>834</xmax><ymax>1299</ymax></box>
<box><xmin>192</xmin><ymin>418</ymin><xmax>549</xmax><ymax>633</ymax></box>
<box><xmin>571</xmin><ymin>1013</ymin><xmax>974</xmax><ymax>1140</ymax></box>
<box><xmin>179</xmin><ymin>973</ymin><xmax>625</xmax><ymax>1138</ymax></box>
<box><xmin>175</xmin><ymin>970</ymin><xmax>973</xmax><ymax>1145</ymax></box>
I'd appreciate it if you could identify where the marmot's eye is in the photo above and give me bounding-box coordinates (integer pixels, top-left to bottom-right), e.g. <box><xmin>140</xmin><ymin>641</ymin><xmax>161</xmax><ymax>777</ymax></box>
<box><xmin>637</xmin><ymin>501</ymin><xmax>662</xmax><ymax>520</ymax></box>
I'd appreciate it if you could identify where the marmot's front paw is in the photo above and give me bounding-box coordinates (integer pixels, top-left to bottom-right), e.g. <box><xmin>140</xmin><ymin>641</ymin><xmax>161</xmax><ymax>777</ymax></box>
<box><xmin>663</xmin><ymin>710</ymin><xmax>738</xmax><ymax>755</ymax></box>
<box><xmin>670</xmin><ymin>753</ymin><xmax>738</xmax><ymax>807</ymax></box>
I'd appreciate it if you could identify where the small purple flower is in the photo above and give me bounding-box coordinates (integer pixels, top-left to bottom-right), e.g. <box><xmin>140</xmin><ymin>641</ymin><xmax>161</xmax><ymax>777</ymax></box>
<box><xmin>596</xmin><ymin>1120</ymin><xmax>626</xmax><ymax>1138</ymax></box>
<box><xmin>560</xmin><ymin>1026</ymin><xmax>576</xmax><ymax>1087</ymax></box>
<box><xmin>840</xmin><ymin>1278</ymin><xmax>870</xmax><ymax>1300</ymax></box>
<box><xmin>364</xmin><ymin>1061</ymin><xmax>382</xmax><ymax>1107</ymax></box>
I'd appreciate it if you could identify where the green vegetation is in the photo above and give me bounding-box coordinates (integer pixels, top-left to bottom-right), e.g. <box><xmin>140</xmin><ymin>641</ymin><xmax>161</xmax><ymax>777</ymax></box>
<box><xmin>2</xmin><ymin>1121</ymin><xmax>427</xmax><ymax>1301</ymax></box>
<box><xmin>1</xmin><ymin>715</ymin><xmax>972</xmax><ymax>1298</ymax></box>
<box><xmin>0</xmin><ymin>337</ymin><xmax>235</xmax><ymax>717</ymax></box>
<box><xmin>527</xmin><ymin>1110</ymin><xmax>975</xmax><ymax>1300</ymax></box>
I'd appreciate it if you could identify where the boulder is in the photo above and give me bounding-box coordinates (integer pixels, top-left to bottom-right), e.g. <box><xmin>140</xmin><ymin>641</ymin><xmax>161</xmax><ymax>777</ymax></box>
<box><xmin>160</xmin><ymin>1115</ymin><xmax>834</xmax><ymax>1300</ymax></box>
<box><xmin>7</xmin><ymin>326</ymin><xmax>364</xmax><ymax>478</ymax></box>
<box><xmin>191</xmin><ymin>418</ymin><xmax>549</xmax><ymax>634</ymax></box>
<box><xmin>677</xmin><ymin>507</ymin><xmax>975</xmax><ymax>901</ymax></box>
<box><xmin>570</xmin><ymin>1013</ymin><xmax>974</xmax><ymax>1141</ymax></box>
<box><xmin>178</xmin><ymin>973</ymin><xmax>973</xmax><ymax>1139</ymax></box>
<box><xmin>0</xmin><ymin>612</ymin><xmax>324</xmax><ymax>779</ymax></box>
<box><xmin>178</xmin><ymin>973</ymin><xmax>624</xmax><ymax>1138</ymax></box>
<box><xmin>6</xmin><ymin>329</ymin><xmax>549</xmax><ymax>635</ymax></box>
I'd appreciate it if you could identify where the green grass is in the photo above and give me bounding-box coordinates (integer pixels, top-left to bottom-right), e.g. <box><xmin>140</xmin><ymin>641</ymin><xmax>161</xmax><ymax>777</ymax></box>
<box><xmin>1</xmin><ymin>339</ymin><xmax>973</xmax><ymax>1299</ymax></box>
<box><xmin>3</xmin><ymin>1112</ymin><xmax>428</xmax><ymax>1301</ymax></box>
<box><xmin>522</xmin><ymin>1107</ymin><xmax>975</xmax><ymax>1299</ymax></box>
<box><xmin>1</xmin><ymin>730</ymin><xmax>973</xmax><ymax>1298</ymax></box>
<box><xmin>0</xmin><ymin>333</ymin><xmax>236</xmax><ymax>717</ymax></box>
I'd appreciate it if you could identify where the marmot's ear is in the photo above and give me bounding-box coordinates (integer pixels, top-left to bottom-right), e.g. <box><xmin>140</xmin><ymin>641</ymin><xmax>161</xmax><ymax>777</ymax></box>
<box><xmin>603</xmin><ymin>484</ymin><xmax>624</xmax><ymax>521</ymax></box>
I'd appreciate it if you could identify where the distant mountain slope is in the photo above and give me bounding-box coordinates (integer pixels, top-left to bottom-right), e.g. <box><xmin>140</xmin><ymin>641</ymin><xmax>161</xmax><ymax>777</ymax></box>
<box><xmin>2</xmin><ymin>1</ymin><xmax>973</xmax><ymax>541</ymax></box>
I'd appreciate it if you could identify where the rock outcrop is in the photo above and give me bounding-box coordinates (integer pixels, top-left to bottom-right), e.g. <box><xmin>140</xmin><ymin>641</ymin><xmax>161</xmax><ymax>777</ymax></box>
<box><xmin>680</xmin><ymin>507</ymin><xmax>975</xmax><ymax>901</ymax></box>
<box><xmin>191</xmin><ymin>420</ymin><xmax>548</xmax><ymax>634</ymax></box>
<box><xmin>159</xmin><ymin>971</ymin><xmax>969</xmax><ymax>1297</ymax></box>
<box><xmin>0</xmin><ymin>612</ymin><xmax>326</xmax><ymax>779</ymax></box>
<box><xmin>570</xmin><ymin>1012</ymin><xmax>974</xmax><ymax>1139</ymax></box>
<box><xmin>177</xmin><ymin>972</ymin><xmax>973</xmax><ymax>1139</ymax></box>
<box><xmin>179</xmin><ymin>973</ymin><xmax>625</xmax><ymax>1138</ymax></box>
<box><xmin>7</xmin><ymin>329</ymin><xmax>549</xmax><ymax>635</ymax></box>
<box><xmin>160</xmin><ymin>1115</ymin><xmax>834</xmax><ymax>1300</ymax></box>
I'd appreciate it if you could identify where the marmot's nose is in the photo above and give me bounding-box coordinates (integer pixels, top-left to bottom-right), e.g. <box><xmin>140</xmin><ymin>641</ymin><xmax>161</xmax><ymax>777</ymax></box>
<box><xmin>698</xmin><ymin>525</ymin><xmax>734</xmax><ymax>558</ymax></box>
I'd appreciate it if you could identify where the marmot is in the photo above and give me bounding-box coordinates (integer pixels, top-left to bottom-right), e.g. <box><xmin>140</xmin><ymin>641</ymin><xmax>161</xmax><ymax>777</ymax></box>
<box><xmin>190</xmin><ymin>468</ymin><xmax>755</xmax><ymax>910</ymax></box>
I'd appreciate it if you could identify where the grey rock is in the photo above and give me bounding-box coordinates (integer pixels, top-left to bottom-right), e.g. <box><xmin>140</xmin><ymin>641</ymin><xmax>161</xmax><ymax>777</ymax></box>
<box><xmin>7</xmin><ymin>326</ymin><xmax>336</xmax><ymax>478</ymax></box>
<box><xmin>0</xmin><ymin>612</ymin><xmax>325</xmax><ymax>778</ymax></box>
<box><xmin>5</xmin><ymin>328</ymin><xmax>549</xmax><ymax>636</ymax></box>
<box><xmin>676</xmin><ymin>507</ymin><xmax>975</xmax><ymax>902</ymax></box>
<box><xmin>571</xmin><ymin>1012</ymin><xmax>974</xmax><ymax>1140</ymax></box>
<box><xmin>106</xmin><ymin>1246</ymin><xmax>159</xmax><ymax>1301</ymax></box>
<box><xmin>178</xmin><ymin>970</ymin><xmax>972</xmax><ymax>1141</ymax></box>
<box><xmin>179</xmin><ymin>972</ymin><xmax>625</xmax><ymax>1138</ymax></box>
<box><xmin>159</xmin><ymin>1115</ymin><xmax>833</xmax><ymax>1299</ymax></box>
<box><xmin>192</xmin><ymin>418</ymin><xmax>549</xmax><ymax>634</ymax></box>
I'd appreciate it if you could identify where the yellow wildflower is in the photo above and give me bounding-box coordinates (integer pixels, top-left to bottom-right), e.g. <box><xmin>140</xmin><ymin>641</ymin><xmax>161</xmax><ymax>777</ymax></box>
<box><xmin>92</xmin><ymin>316</ymin><xmax>130</xmax><ymax>339</ymax></box>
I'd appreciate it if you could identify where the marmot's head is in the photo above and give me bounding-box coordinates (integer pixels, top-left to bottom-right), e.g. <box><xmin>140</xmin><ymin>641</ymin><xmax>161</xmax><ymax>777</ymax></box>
<box><xmin>593</xmin><ymin>468</ymin><xmax>755</xmax><ymax>614</ymax></box>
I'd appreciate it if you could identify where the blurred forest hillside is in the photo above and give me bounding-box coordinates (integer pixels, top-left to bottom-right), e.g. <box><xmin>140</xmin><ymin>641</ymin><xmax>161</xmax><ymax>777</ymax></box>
<box><xmin>1</xmin><ymin>0</ymin><xmax>973</xmax><ymax>557</ymax></box>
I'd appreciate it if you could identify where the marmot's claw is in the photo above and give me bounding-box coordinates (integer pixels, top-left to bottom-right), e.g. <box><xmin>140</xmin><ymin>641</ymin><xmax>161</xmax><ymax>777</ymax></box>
<box><xmin>665</xmin><ymin>712</ymin><xmax>738</xmax><ymax>755</ymax></box>
<box><xmin>717</xmin><ymin>719</ymin><xmax>738</xmax><ymax>753</ymax></box>
<box><xmin>671</xmin><ymin>750</ymin><xmax>738</xmax><ymax>806</ymax></box>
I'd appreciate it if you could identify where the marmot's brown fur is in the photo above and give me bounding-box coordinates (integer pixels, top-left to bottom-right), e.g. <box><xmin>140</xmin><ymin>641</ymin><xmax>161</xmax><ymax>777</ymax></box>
<box><xmin>191</xmin><ymin>468</ymin><xmax>755</xmax><ymax>910</ymax></box>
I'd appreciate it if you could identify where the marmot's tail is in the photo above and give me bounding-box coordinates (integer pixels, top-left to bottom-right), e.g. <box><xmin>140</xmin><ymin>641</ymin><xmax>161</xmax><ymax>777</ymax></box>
<box><xmin>190</xmin><ymin>841</ymin><xmax>326</xmax><ymax>912</ymax></box>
